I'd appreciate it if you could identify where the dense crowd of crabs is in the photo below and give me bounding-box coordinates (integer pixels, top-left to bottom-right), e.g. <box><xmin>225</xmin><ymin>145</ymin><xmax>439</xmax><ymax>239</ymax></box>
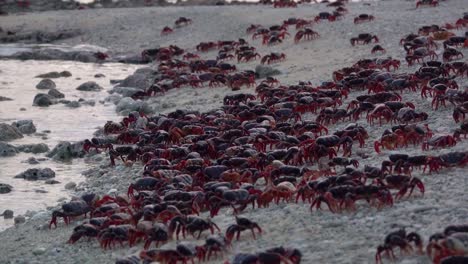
<box><xmin>49</xmin><ymin>1</ymin><xmax>468</xmax><ymax>263</ymax></box>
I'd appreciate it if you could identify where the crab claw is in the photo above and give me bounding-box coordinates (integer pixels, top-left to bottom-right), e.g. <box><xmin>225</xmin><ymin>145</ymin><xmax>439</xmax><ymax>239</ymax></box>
<box><xmin>374</xmin><ymin>141</ymin><xmax>381</xmax><ymax>153</ymax></box>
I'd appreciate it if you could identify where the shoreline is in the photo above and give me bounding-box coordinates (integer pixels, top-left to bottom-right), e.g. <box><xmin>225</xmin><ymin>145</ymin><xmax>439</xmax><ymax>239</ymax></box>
<box><xmin>0</xmin><ymin>0</ymin><xmax>467</xmax><ymax>263</ymax></box>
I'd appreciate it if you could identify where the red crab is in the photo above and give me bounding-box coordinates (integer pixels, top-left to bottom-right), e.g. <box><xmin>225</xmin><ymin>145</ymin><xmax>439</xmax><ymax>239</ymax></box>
<box><xmin>416</xmin><ymin>0</ymin><xmax>438</xmax><ymax>8</ymax></box>
<box><xmin>354</xmin><ymin>14</ymin><xmax>375</xmax><ymax>24</ymax></box>
<box><xmin>161</xmin><ymin>26</ymin><xmax>173</xmax><ymax>36</ymax></box>
<box><xmin>371</xmin><ymin>45</ymin><xmax>386</xmax><ymax>54</ymax></box>
<box><xmin>422</xmin><ymin>135</ymin><xmax>457</xmax><ymax>151</ymax></box>
<box><xmin>294</xmin><ymin>28</ymin><xmax>320</xmax><ymax>44</ymax></box>
<box><xmin>261</xmin><ymin>53</ymin><xmax>286</xmax><ymax>64</ymax></box>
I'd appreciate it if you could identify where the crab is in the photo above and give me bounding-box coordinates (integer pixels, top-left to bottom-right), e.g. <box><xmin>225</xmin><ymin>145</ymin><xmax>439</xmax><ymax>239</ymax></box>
<box><xmin>427</xmin><ymin>230</ymin><xmax>468</xmax><ymax>264</ymax></box>
<box><xmin>314</xmin><ymin>12</ymin><xmax>336</xmax><ymax>22</ymax></box>
<box><xmin>377</xmin><ymin>174</ymin><xmax>425</xmax><ymax>199</ymax></box>
<box><xmin>354</xmin><ymin>14</ymin><xmax>375</xmax><ymax>24</ymax></box>
<box><xmin>161</xmin><ymin>26</ymin><xmax>174</xmax><ymax>36</ymax></box>
<box><xmin>225</xmin><ymin>216</ymin><xmax>262</xmax><ymax>242</ymax></box>
<box><xmin>294</xmin><ymin>28</ymin><xmax>320</xmax><ymax>43</ymax></box>
<box><xmin>371</xmin><ymin>45</ymin><xmax>386</xmax><ymax>54</ymax></box>
<box><xmin>175</xmin><ymin>17</ymin><xmax>192</xmax><ymax>27</ymax></box>
<box><xmin>422</xmin><ymin>135</ymin><xmax>457</xmax><ymax>151</ymax></box>
<box><xmin>416</xmin><ymin>0</ymin><xmax>439</xmax><ymax>8</ymax></box>
<box><xmin>375</xmin><ymin>229</ymin><xmax>423</xmax><ymax>264</ymax></box>
<box><xmin>261</xmin><ymin>53</ymin><xmax>286</xmax><ymax>64</ymax></box>
<box><xmin>443</xmin><ymin>48</ymin><xmax>464</xmax><ymax>62</ymax></box>
<box><xmin>350</xmin><ymin>33</ymin><xmax>379</xmax><ymax>46</ymax></box>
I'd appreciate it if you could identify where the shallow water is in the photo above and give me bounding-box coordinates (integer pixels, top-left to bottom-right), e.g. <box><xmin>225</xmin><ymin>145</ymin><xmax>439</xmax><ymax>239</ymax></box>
<box><xmin>0</xmin><ymin>59</ymin><xmax>139</xmax><ymax>231</ymax></box>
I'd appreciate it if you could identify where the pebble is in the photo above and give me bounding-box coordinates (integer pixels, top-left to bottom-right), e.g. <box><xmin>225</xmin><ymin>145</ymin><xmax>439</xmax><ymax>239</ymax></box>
<box><xmin>14</xmin><ymin>215</ymin><xmax>26</xmax><ymax>225</ymax></box>
<box><xmin>64</xmin><ymin>182</ymin><xmax>77</xmax><ymax>190</ymax></box>
<box><xmin>32</xmin><ymin>247</ymin><xmax>46</xmax><ymax>256</ymax></box>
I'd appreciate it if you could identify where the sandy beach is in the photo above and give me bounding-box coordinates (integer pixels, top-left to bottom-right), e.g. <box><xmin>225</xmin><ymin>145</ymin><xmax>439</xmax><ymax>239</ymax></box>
<box><xmin>0</xmin><ymin>0</ymin><xmax>467</xmax><ymax>264</ymax></box>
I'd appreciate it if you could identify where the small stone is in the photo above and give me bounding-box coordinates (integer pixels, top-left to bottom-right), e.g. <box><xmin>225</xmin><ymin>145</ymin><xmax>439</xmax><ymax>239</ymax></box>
<box><xmin>12</xmin><ymin>120</ymin><xmax>36</xmax><ymax>134</ymax></box>
<box><xmin>0</xmin><ymin>123</ymin><xmax>23</xmax><ymax>141</ymax></box>
<box><xmin>33</xmin><ymin>93</ymin><xmax>54</xmax><ymax>107</ymax></box>
<box><xmin>0</xmin><ymin>96</ymin><xmax>13</xmax><ymax>101</ymax></box>
<box><xmin>14</xmin><ymin>215</ymin><xmax>26</xmax><ymax>225</ymax></box>
<box><xmin>24</xmin><ymin>157</ymin><xmax>39</xmax><ymax>164</ymax></box>
<box><xmin>45</xmin><ymin>179</ymin><xmax>60</xmax><ymax>184</ymax></box>
<box><xmin>34</xmin><ymin>189</ymin><xmax>48</xmax><ymax>193</ymax></box>
<box><xmin>32</xmin><ymin>247</ymin><xmax>46</xmax><ymax>256</ymax></box>
<box><xmin>66</xmin><ymin>101</ymin><xmax>81</xmax><ymax>108</ymax></box>
<box><xmin>0</xmin><ymin>142</ymin><xmax>18</xmax><ymax>157</ymax></box>
<box><xmin>19</xmin><ymin>108</ymin><xmax>26</xmax><ymax>111</ymax></box>
<box><xmin>36</xmin><ymin>79</ymin><xmax>56</xmax><ymax>90</ymax></box>
<box><xmin>0</xmin><ymin>183</ymin><xmax>13</xmax><ymax>194</ymax></box>
<box><xmin>255</xmin><ymin>64</ymin><xmax>282</xmax><ymax>79</ymax></box>
<box><xmin>64</xmin><ymin>182</ymin><xmax>76</xmax><ymax>190</ymax></box>
<box><xmin>36</xmin><ymin>72</ymin><xmax>61</xmax><ymax>79</ymax></box>
<box><xmin>2</xmin><ymin>209</ymin><xmax>14</xmax><ymax>219</ymax></box>
<box><xmin>15</xmin><ymin>168</ymin><xmax>56</xmax><ymax>181</ymax></box>
<box><xmin>94</xmin><ymin>73</ymin><xmax>105</xmax><ymax>78</ymax></box>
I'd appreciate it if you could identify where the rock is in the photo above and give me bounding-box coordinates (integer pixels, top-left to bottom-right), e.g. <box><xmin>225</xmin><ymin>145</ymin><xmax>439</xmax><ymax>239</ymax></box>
<box><xmin>36</xmin><ymin>71</ymin><xmax>62</xmax><ymax>79</ymax></box>
<box><xmin>0</xmin><ymin>96</ymin><xmax>13</xmax><ymax>101</ymax></box>
<box><xmin>35</xmin><ymin>189</ymin><xmax>48</xmax><ymax>193</ymax></box>
<box><xmin>19</xmin><ymin>107</ymin><xmax>26</xmax><ymax>111</ymax></box>
<box><xmin>255</xmin><ymin>64</ymin><xmax>282</xmax><ymax>79</ymax></box>
<box><xmin>0</xmin><ymin>123</ymin><xmax>23</xmax><ymax>141</ymax></box>
<box><xmin>36</xmin><ymin>79</ymin><xmax>56</xmax><ymax>90</ymax></box>
<box><xmin>0</xmin><ymin>183</ymin><xmax>13</xmax><ymax>194</ymax></box>
<box><xmin>33</xmin><ymin>93</ymin><xmax>54</xmax><ymax>107</ymax></box>
<box><xmin>66</xmin><ymin>101</ymin><xmax>81</xmax><ymax>108</ymax></box>
<box><xmin>64</xmin><ymin>182</ymin><xmax>77</xmax><ymax>190</ymax></box>
<box><xmin>47</xmin><ymin>141</ymin><xmax>84</xmax><ymax>161</ymax></box>
<box><xmin>12</xmin><ymin>120</ymin><xmax>36</xmax><ymax>134</ymax></box>
<box><xmin>116</xmin><ymin>97</ymin><xmax>152</xmax><ymax>115</ymax></box>
<box><xmin>94</xmin><ymin>73</ymin><xmax>105</xmax><ymax>78</ymax></box>
<box><xmin>45</xmin><ymin>179</ymin><xmax>60</xmax><ymax>184</ymax></box>
<box><xmin>48</xmin><ymin>88</ymin><xmax>65</xmax><ymax>99</ymax></box>
<box><xmin>0</xmin><ymin>142</ymin><xmax>18</xmax><ymax>157</ymax></box>
<box><xmin>14</xmin><ymin>215</ymin><xmax>26</xmax><ymax>225</ymax></box>
<box><xmin>15</xmin><ymin>168</ymin><xmax>56</xmax><ymax>181</ymax></box>
<box><xmin>17</xmin><ymin>143</ymin><xmax>49</xmax><ymax>154</ymax></box>
<box><xmin>1</xmin><ymin>210</ymin><xmax>14</xmax><ymax>219</ymax></box>
<box><xmin>110</xmin><ymin>86</ymin><xmax>144</xmax><ymax>97</ymax></box>
<box><xmin>76</xmin><ymin>81</ymin><xmax>103</xmax><ymax>91</ymax></box>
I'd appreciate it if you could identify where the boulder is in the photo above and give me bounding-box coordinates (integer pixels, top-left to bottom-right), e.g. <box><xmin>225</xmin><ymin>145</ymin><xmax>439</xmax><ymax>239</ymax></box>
<box><xmin>0</xmin><ymin>142</ymin><xmax>18</xmax><ymax>157</ymax></box>
<box><xmin>0</xmin><ymin>123</ymin><xmax>23</xmax><ymax>141</ymax></box>
<box><xmin>48</xmin><ymin>88</ymin><xmax>65</xmax><ymax>99</ymax></box>
<box><xmin>0</xmin><ymin>183</ymin><xmax>13</xmax><ymax>194</ymax></box>
<box><xmin>45</xmin><ymin>179</ymin><xmax>60</xmax><ymax>184</ymax></box>
<box><xmin>76</xmin><ymin>81</ymin><xmax>103</xmax><ymax>91</ymax></box>
<box><xmin>1</xmin><ymin>210</ymin><xmax>14</xmax><ymax>219</ymax></box>
<box><xmin>36</xmin><ymin>79</ymin><xmax>56</xmax><ymax>90</ymax></box>
<box><xmin>33</xmin><ymin>93</ymin><xmax>54</xmax><ymax>107</ymax></box>
<box><xmin>46</xmin><ymin>141</ymin><xmax>84</xmax><ymax>161</ymax></box>
<box><xmin>60</xmin><ymin>71</ymin><xmax>72</xmax><ymax>77</ymax></box>
<box><xmin>116</xmin><ymin>97</ymin><xmax>152</xmax><ymax>115</ymax></box>
<box><xmin>17</xmin><ymin>143</ymin><xmax>49</xmax><ymax>154</ymax></box>
<box><xmin>14</xmin><ymin>215</ymin><xmax>26</xmax><ymax>225</ymax></box>
<box><xmin>12</xmin><ymin>120</ymin><xmax>36</xmax><ymax>134</ymax></box>
<box><xmin>255</xmin><ymin>64</ymin><xmax>282</xmax><ymax>79</ymax></box>
<box><xmin>15</xmin><ymin>168</ymin><xmax>56</xmax><ymax>181</ymax></box>
<box><xmin>118</xmin><ymin>73</ymin><xmax>153</xmax><ymax>90</ymax></box>
<box><xmin>64</xmin><ymin>182</ymin><xmax>76</xmax><ymax>190</ymax></box>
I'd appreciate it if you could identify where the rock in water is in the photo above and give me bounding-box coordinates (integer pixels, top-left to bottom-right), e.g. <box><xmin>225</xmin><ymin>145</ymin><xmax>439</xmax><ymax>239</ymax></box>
<box><xmin>12</xmin><ymin>120</ymin><xmax>36</xmax><ymax>134</ymax></box>
<box><xmin>76</xmin><ymin>81</ymin><xmax>103</xmax><ymax>91</ymax></box>
<box><xmin>48</xmin><ymin>88</ymin><xmax>65</xmax><ymax>99</ymax></box>
<box><xmin>0</xmin><ymin>96</ymin><xmax>13</xmax><ymax>101</ymax></box>
<box><xmin>60</xmin><ymin>71</ymin><xmax>72</xmax><ymax>77</ymax></box>
<box><xmin>17</xmin><ymin>143</ymin><xmax>49</xmax><ymax>154</ymax></box>
<box><xmin>0</xmin><ymin>142</ymin><xmax>18</xmax><ymax>157</ymax></box>
<box><xmin>0</xmin><ymin>183</ymin><xmax>13</xmax><ymax>194</ymax></box>
<box><xmin>33</xmin><ymin>93</ymin><xmax>54</xmax><ymax>107</ymax></box>
<box><xmin>36</xmin><ymin>79</ymin><xmax>56</xmax><ymax>90</ymax></box>
<box><xmin>15</xmin><ymin>168</ymin><xmax>56</xmax><ymax>181</ymax></box>
<box><xmin>255</xmin><ymin>65</ymin><xmax>282</xmax><ymax>79</ymax></box>
<box><xmin>47</xmin><ymin>141</ymin><xmax>84</xmax><ymax>161</ymax></box>
<box><xmin>0</xmin><ymin>123</ymin><xmax>23</xmax><ymax>141</ymax></box>
<box><xmin>1</xmin><ymin>210</ymin><xmax>14</xmax><ymax>219</ymax></box>
<box><xmin>35</xmin><ymin>72</ymin><xmax>62</xmax><ymax>79</ymax></box>
<box><xmin>116</xmin><ymin>97</ymin><xmax>152</xmax><ymax>115</ymax></box>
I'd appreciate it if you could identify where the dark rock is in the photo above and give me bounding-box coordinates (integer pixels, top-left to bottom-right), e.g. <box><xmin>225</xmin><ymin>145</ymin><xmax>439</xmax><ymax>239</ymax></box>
<box><xmin>60</xmin><ymin>71</ymin><xmax>72</xmax><ymax>77</ymax></box>
<box><xmin>15</xmin><ymin>168</ymin><xmax>56</xmax><ymax>181</ymax></box>
<box><xmin>1</xmin><ymin>210</ymin><xmax>14</xmax><ymax>219</ymax></box>
<box><xmin>17</xmin><ymin>143</ymin><xmax>49</xmax><ymax>154</ymax></box>
<box><xmin>66</xmin><ymin>101</ymin><xmax>81</xmax><ymax>108</ymax></box>
<box><xmin>0</xmin><ymin>123</ymin><xmax>23</xmax><ymax>141</ymax></box>
<box><xmin>45</xmin><ymin>179</ymin><xmax>60</xmax><ymax>184</ymax></box>
<box><xmin>36</xmin><ymin>79</ymin><xmax>56</xmax><ymax>90</ymax></box>
<box><xmin>76</xmin><ymin>81</ymin><xmax>103</xmax><ymax>91</ymax></box>
<box><xmin>12</xmin><ymin>120</ymin><xmax>36</xmax><ymax>134</ymax></box>
<box><xmin>0</xmin><ymin>142</ymin><xmax>18</xmax><ymax>157</ymax></box>
<box><xmin>0</xmin><ymin>183</ymin><xmax>13</xmax><ymax>194</ymax></box>
<box><xmin>35</xmin><ymin>72</ymin><xmax>62</xmax><ymax>79</ymax></box>
<box><xmin>0</xmin><ymin>96</ymin><xmax>13</xmax><ymax>101</ymax></box>
<box><xmin>33</xmin><ymin>93</ymin><xmax>54</xmax><ymax>107</ymax></box>
<box><xmin>46</xmin><ymin>141</ymin><xmax>84</xmax><ymax>161</ymax></box>
<box><xmin>94</xmin><ymin>73</ymin><xmax>105</xmax><ymax>78</ymax></box>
